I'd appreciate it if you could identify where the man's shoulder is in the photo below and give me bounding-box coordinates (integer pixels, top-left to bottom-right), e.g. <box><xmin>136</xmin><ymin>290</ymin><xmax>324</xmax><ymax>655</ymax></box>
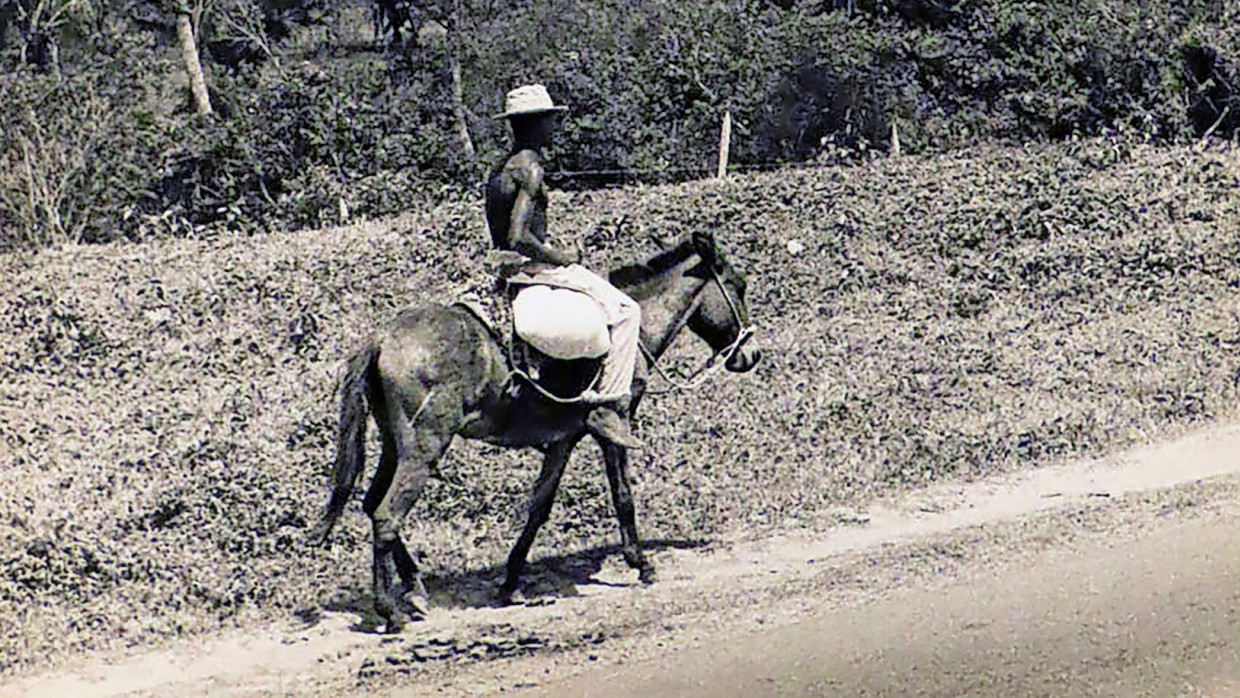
<box><xmin>503</xmin><ymin>150</ymin><xmax>545</xmax><ymax>182</ymax></box>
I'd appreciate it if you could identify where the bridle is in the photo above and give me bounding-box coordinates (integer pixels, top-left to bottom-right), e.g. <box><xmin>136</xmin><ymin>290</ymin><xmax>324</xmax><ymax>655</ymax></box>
<box><xmin>639</xmin><ymin>264</ymin><xmax>756</xmax><ymax>394</ymax></box>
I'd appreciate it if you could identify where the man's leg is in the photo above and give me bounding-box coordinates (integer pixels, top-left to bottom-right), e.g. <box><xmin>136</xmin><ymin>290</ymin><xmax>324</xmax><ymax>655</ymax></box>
<box><xmin>594</xmin><ymin>291</ymin><xmax>640</xmax><ymax>399</ymax></box>
<box><xmin>578</xmin><ymin>275</ymin><xmax>643</xmax><ymax>448</ymax></box>
<box><xmin>521</xmin><ymin>265</ymin><xmax>644</xmax><ymax>448</ymax></box>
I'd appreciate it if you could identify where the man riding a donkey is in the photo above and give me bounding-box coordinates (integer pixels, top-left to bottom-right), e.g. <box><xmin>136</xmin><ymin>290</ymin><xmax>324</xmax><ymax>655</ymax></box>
<box><xmin>310</xmin><ymin>83</ymin><xmax>760</xmax><ymax>633</ymax></box>
<box><xmin>485</xmin><ymin>84</ymin><xmax>643</xmax><ymax>448</ymax></box>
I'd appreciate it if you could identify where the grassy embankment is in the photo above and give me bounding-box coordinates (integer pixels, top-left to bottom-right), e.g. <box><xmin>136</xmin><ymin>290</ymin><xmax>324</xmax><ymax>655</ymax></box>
<box><xmin>1</xmin><ymin>139</ymin><xmax>1239</xmax><ymax>673</ymax></box>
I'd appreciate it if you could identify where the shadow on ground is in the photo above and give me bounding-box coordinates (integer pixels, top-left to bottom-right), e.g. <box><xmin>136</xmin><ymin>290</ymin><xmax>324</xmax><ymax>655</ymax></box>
<box><xmin>318</xmin><ymin>538</ymin><xmax>711</xmax><ymax>632</ymax></box>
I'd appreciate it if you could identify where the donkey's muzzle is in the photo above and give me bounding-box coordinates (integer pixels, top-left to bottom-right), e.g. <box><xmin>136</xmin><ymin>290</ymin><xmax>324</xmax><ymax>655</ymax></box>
<box><xmin>725</xmin><ymin>329</ymin><xmax>760</xmax><ymax>373</ymax></box>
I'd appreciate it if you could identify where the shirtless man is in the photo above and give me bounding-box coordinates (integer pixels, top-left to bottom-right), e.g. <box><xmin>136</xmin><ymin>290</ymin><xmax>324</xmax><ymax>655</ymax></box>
<box><xmin>485</xmin><ymin>84</ymin><xmax>643</xmax><ymax>449</ymax></box>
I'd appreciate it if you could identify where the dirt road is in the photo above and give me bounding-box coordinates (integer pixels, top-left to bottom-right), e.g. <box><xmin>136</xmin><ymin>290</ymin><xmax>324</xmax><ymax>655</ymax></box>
<box><xmin>7</xmin><ymin>422</ymin><xmax>1240</xmax><ymax>697</ymax></box>
<box><xmin>531</xmin><ymin>514</ymin><xmax>1240</xmax><ymax>697</ymax></box>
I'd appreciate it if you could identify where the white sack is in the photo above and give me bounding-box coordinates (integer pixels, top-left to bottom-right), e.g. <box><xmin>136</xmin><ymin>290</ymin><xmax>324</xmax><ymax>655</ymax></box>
<box><xmin>512</xmin><ymin>285</ymin><xmax>611</xmax><ymax>360</ymax></box>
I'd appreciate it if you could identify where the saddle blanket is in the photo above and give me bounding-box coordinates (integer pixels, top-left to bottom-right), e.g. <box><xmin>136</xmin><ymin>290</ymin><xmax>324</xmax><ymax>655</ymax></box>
<box><xmin>455</xmin><ymin>285</ymin><xmax>610</xmax><ymax>361</ymax></box>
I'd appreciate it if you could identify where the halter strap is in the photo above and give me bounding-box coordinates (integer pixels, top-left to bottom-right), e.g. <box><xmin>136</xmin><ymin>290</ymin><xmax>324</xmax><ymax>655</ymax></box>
<box><xmin>640</xmin><ymin>266</ymin><xmax>755</xmax><ymax>394</ymax></box>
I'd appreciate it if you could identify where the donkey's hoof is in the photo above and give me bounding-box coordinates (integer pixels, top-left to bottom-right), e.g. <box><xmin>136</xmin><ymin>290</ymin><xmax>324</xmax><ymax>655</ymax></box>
<box><xmin>384</xmin><ymin>612</ymin><xmax>410</xmax><ymax>635</ymax></box>
<box><xmin>638</xmin><ymin>566</ymin><xmax>658</xmax><ymax>586</ymax></box>
<box><xmin>402</xmin><ymin>593</ymin><xmax>430</xmax><ymax>621</ymax></box>
<box><xmin>495</xmin><ymin>586</ymin><xmax>525</xmax><ymax>608</ymax></box>
<box><xmin>383</xmin><ymin>598</ymin><xmax>428</xmax><ymax>634</ymax></box>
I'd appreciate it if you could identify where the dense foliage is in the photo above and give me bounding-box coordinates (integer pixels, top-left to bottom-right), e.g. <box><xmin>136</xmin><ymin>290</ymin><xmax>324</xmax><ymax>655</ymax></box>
<box><xmin>0</xmin><ymin>0</ymin><xmax>1237</xmax><ymax>246</ymax></box>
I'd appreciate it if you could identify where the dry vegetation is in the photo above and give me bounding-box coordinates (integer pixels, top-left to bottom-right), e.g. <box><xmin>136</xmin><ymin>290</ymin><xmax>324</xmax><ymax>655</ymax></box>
<box><xmin>2</xmin><ymin>139</ymin><xmax>1240</xmax><ymax>674</ymax></box>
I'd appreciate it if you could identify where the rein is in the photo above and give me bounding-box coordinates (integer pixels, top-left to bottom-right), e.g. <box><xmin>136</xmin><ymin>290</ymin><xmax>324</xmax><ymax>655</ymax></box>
<box><xmin>639</xmin><ymin>267</ymin><xmax>755</xmax><ymax>395</ymax></box>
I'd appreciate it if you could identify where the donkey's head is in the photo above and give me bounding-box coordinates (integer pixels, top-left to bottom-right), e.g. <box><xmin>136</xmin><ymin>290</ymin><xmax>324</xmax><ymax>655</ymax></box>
<box><xmin>683</xmin><ymin>231</ymin><xmax>761</xmax><ymax>373</ymax></box>
<box><xmin>610</xmin><ymin>230</ymin><xmax>761</xmax><ymax>374</ymax></box>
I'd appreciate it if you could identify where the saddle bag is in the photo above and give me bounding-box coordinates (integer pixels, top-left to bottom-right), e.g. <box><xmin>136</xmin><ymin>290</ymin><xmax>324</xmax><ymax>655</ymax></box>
<box><xmin>511</xmin><ymin>285</ymin><xmax>610</xmax><ymax>361</ymax></box>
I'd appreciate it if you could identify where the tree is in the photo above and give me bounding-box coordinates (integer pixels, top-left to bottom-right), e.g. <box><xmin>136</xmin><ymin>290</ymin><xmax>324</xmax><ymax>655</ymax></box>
<box><xmin>376</xmin><ymin>0</ymin><xmax>474</xmax><ymax>163</ymax></box>
<box><xmin>439</xmin><ymin>9</ymin><xmax>475</xmax><ymax>162</ymax></box>
<box><xmin>172</xmin><ymin>0</ymin><xmax>212</xmax><ymax>116</ymax></box>
<box><xmin>0</xmin><ymin>3</ymin><xmax>14</xmax><ymax>54</ymax></box>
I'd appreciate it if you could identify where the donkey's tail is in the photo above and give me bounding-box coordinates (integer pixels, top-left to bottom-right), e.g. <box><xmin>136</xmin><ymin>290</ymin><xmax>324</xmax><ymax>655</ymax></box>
<box><xmin>309</xmin><ymin>340</ymin><xmax>379</xmax><ymax>547</ymax></box>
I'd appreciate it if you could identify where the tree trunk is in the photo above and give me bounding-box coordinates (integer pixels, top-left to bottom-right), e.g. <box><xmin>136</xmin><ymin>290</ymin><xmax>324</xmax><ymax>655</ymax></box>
<box><xmin>176</xmin><ymin>11</ymin><xmax>212</xmax><ymax>117</ymax></box>
<box><xmin>444</xmin><ymin>0</ymin><xmax>474</xmax><ymax>163</ymax></box>
<box><xmin>447</xmin><ymin>43</ymin><xmax>475</xmax><ymax>162</ymax></box>
<box><xmin>0</xmin><ymin>3</ymin><xmax>11</xmax><ymax>54</ymax></box>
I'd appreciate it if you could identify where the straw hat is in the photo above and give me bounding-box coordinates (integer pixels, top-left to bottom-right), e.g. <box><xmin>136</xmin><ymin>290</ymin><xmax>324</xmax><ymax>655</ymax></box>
<box><xmin>492</xmin><ymin>84</ymin><xmax>568</xmax><ymax>120</ymax></box>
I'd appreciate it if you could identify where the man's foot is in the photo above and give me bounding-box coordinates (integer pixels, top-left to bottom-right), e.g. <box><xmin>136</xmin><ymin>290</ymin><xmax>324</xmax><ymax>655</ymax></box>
<box><xmin>585</xmin><ymin>404</ymin><xmax>643</xmax><ymax>449</ymax></box>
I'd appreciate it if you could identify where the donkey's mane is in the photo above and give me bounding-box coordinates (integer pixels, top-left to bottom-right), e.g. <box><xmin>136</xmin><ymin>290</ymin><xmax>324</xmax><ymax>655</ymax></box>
<box><xmin>608</xmin><ymin>238</ymin><xmax>697</xmax><ymax>298</ymax></box>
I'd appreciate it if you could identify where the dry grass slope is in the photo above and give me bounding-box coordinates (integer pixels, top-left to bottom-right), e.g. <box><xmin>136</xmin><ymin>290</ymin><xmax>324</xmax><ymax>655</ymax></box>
<box><xmin>2</xmin><ymin>139</ymin><xmax>1239</xmax><ymax>674</ymax></box>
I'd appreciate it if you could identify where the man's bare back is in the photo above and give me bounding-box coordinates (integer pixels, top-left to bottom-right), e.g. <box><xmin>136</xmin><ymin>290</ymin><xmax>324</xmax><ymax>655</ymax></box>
<box><xmin>486</xmin><ymin>84</ymin><xmax>642</xmax><ymax>448</ymax></box>
<box><xmin>486</xmin><ymin>150</ymin><xmax>547</xmax><ymax>251</ymax></box>
<box><xmin>485</xmin><ymin>147</ymin><xmax>578</xmax><ymax>268</ymax></box>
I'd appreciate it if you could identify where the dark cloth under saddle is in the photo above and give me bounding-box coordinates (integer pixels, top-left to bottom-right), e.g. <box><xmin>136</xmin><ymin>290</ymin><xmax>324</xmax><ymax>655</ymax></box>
<box><xmin>452</xmin><ymin>292</ymin><xmax>600</xmax><ymax>402</ymax></box>
<box><xmin>449</xmin><ymin>291</ymin><xmax>543</xmax><ymax>385</ymax></box>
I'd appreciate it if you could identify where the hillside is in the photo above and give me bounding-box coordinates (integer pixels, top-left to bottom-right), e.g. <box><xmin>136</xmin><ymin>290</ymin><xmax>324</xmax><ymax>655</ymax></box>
<box><xmin>2</xmin><ymin>139</ymin><xmax>1240</xmax><ymax>673</ymax></box>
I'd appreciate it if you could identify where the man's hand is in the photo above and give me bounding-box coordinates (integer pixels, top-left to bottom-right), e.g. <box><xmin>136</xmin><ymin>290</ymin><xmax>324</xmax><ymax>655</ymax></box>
<box><xmin>514</xmin><ymin>238</ymin><xmax>580</xmax><ymax>267</ymax></box>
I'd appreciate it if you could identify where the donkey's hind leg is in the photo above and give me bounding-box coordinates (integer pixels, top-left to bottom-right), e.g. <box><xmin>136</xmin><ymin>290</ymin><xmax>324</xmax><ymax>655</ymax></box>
<box><xmin>363</xmin><ymin>386</ymin><xmax>453</xmax><ymax>633</ymax></box>
<box><xmin>392</xmin><ymin>538</ymin><xmax>429</xmax><ymax>608</ymax></box>
<box><xmin>602</xmin><ymin>443</ymin><xmax>655</xmax><ymax>584</ymax></box>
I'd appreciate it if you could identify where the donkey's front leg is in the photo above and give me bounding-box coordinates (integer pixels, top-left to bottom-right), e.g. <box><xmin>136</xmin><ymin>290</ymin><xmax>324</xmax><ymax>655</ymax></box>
<box><xmin>602</xmin><ymin>442</ymin><xmax>655</xmax><ymax>584</ymax></box>
<box><xmin>497</xmin><ymin>437</ymin><xmax>579</xmax><ymax>606</ymax></box>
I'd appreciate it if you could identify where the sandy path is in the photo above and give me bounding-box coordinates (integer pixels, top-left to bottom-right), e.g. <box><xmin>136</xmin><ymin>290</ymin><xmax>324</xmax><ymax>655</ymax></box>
<box><xmin>530</xmin><ymin>514</ymin><xmax>1240</xmax><ymax>697</ymax></box>
<box><xmin>6</xmin><ymin>421</ymin><xmax>1240</xmax><ymax>697</ymax></box>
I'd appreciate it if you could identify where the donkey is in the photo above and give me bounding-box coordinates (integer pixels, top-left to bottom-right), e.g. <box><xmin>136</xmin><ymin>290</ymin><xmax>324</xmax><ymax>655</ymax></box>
<box><xmin>310</xmin><ymin>231</ymin><xmax>760</xmax><ymax>632</ymax></box>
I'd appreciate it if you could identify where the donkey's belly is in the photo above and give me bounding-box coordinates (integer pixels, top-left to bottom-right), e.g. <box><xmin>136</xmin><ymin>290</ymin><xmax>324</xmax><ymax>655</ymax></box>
<box><xmin>462</xmin><ymin>394</ymin><xmax>589</xmax><ymax>448</ymax></box>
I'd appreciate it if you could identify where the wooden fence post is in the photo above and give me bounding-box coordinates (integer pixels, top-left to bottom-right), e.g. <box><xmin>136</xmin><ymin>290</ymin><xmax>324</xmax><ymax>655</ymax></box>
<box><xmin>716</xmin><ymin>110</ymin><xmax>732</xmax><ymax>180</ymax></box>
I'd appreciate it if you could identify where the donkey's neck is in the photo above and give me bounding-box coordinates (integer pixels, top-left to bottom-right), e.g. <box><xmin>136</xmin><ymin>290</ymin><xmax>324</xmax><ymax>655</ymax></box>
<box><xmin>639</xmin><ymin>276</ymin><xmax>707</xmax><ymax>361</ymax></box>
<box><xmin>609</xmin><ymin>241</ymin><xmax>707</xmax><ymax>364</ymax></box>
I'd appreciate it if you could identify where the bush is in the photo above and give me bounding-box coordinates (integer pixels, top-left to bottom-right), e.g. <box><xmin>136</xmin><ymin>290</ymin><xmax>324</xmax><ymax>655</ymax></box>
<box><xmin>2</xmin><ymin>0</ymin><xmax>1238</xmax><ymax>247</ymax></box>
<box><xmin>455</xmin><ymin>0</ymin><xmax>1240</xmax><ymax>186</ymax></box>
<box><xmin>0</xmin><ymin>33</ymin><xmax>179</xmax><ymax>247</ymax></box>
<box><xmin>148</xmin><ymin>52</ymin><xmax>471</xmax><ymax>234</ymax></box>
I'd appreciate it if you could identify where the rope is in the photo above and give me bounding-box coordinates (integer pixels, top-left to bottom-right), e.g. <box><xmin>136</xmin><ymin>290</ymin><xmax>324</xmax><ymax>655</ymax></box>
<box><xmin>410</xmin><ymin>388</ymin><xmax>436</xmax><ymax>422</ymax></box>
<box><xmin>506</xmin><ymin>341</ymin><xmax>603</xmax><ymax>405</ymax></box>
<box><xmin>641</xmin><ymin>326</ymin><xmax>754</xmax><ymax>395</ymax></box>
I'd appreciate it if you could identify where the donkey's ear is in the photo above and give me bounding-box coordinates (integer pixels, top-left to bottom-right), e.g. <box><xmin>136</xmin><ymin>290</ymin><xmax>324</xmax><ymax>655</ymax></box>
<box><xmin>692</xmin><ymin>230</ymin><xmax>718</xmax><ymax>263</ymax></box>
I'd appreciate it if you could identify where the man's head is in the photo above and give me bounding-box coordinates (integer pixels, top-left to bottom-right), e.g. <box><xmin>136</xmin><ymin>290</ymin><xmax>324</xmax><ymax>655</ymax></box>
<box><xmin>495</xmin><ymin>84</ymin><xmax>566</xmax><ymax>149</ymax></box>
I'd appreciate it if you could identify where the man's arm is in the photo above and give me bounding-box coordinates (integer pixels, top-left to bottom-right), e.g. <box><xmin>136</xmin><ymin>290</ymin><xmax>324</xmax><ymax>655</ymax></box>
<box><xmin>509</xmin><ymin>190</ymin><xmax>577</xmax><ymax>266</ymax></box>
<box><xmin>508</xmin><ymin>159</ymin><xmax>579</xmax><ymax>266</ymax></box>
